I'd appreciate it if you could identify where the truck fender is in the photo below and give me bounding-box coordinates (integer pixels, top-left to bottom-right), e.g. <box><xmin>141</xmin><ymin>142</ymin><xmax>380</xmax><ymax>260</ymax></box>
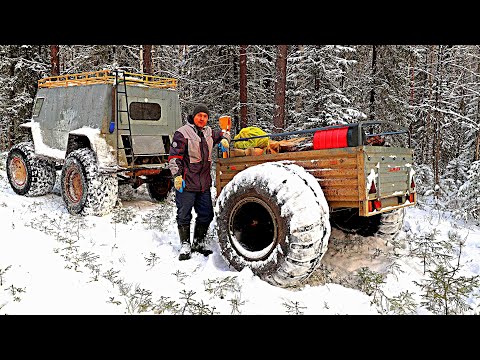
<box><xmin>66</xmin><ymin>129</ymin><xmax>117</xmax><ymax>172</ymax></box>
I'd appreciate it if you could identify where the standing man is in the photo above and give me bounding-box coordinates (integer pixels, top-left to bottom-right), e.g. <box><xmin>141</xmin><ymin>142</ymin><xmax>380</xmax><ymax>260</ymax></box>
<box><xmin>168</xmin><ymin>104</ymin><xmax>230</xmax><ymax>260</ymax></box>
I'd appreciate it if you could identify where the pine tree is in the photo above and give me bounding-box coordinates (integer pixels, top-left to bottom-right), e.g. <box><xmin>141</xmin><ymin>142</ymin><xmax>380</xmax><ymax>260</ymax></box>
<box><xmin>413</xmin><ymin>230</ymin><xmax>479</xmax><ymax>315</ymax></box>
<box><xmin>457</xmin><ymin>160</ymin><xmax>480</xmax><ymax>222</ymax></box>
<box><xmin>0</xmin><ymin>45</ymin><xmax>50</xmax><ymax>150</ymax></box>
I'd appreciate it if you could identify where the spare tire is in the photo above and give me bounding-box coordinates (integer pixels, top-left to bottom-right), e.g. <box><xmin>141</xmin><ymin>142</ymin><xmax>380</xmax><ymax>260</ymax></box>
<box><xmin>330</xmin><ymin>207</ymin><xmax>405</xmax><ymax>242</ymax></box>
<box><xmin>215</xmin><ymin>162</ymin><xmax>331</xmax><ymax>288</ymax></box>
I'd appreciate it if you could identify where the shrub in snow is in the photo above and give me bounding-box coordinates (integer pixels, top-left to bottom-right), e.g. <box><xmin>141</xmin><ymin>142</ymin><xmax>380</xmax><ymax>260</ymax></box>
<box><xmin>407</xmin><ymin>228</ymin><xmax>454</xmax><ymax>275</ymax></box>
<box><xmin>117</xmin><ymin>280</ymin><xmax>154</xmax><ymax>314</ymax></box>
<box><xmin>0</xmin><ymin>265</ymin><xmax>12</xmax><ymax>287</ymax></box>
<box><xmin>203</xmin><ymin>276</ymin><xmax>241</xmax><ymax>300</ymax></box>
<box><xmin>413</xmin><ymin>164</ymin><xmax>434</xmax><ymax>198</ymax></box>
<box><xmin>457</xmin><ymin>160</ymin><xmax>480</xmax><ymax>223</ymax></box>
<box><xmin>177</xmin><ymin>289</ymin><xmax>218</xmax><ymax>315</ymax></box>
<box><xmin>141</xmin><ymin>205</ymin><xmax>176</xmax><ymax>231</ymax></box>
<box><xmin>387</xmin><ymin>290</ymin><xmax>417</xmax><ymax>315</ymax></box>
<box><xmin>282</xmin><ymin>300</ymin><xmax>307</xmax><ymax>315</ymax></box>
<box><xmin>414</xmin><ymin>231</ymin><xmax>480</xmax><ymax>315</ymax></box>
<box><xmin>0</xmin><ymin>151</ymin><xmax>6</xmax><ymax>172</ymax></box>
<box><xmin>111</xmin><ymin>206</ymin><xmax>137</xmax><ymax>225</ymax></box>
<box><xmin>356</xmin><ymin>267</ymin><xmax>385</xmax><ymax>296</ymax></box>
<box><xmin>414</xmin><ymin>264</ymin><xmax>479</xmax><ymax>315</ymax></box>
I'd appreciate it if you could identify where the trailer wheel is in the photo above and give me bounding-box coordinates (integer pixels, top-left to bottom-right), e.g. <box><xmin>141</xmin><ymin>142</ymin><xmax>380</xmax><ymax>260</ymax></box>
<box><xmin>215</xmin><ymin>162</ymin><xmax>331</xmax><ymax>288</ymax></box>
<box><xmin>6</xmin><ymin>141</ymin><xmax>56</xmax><ymax>196</ymax></box>
<box><xmin>330</xmin><ymin>207</ymin><xmax>405</xmax><ymax>242</ymax></box>
<box><xmin>61</xmin><ymin>148</ymin><xmax>118</xmax><ymax>216</ymax></box>
<box><xmin>147</xmin><ymin>169</ymin><xmax>172</xmax><ymax>202</ymax></box>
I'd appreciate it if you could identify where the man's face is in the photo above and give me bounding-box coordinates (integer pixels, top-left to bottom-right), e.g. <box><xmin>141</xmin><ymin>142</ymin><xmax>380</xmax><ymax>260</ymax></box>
<box><xmin>193</xmin><ymin>112</ymin><xmax>208</xmax><ymax>128</ymax></box>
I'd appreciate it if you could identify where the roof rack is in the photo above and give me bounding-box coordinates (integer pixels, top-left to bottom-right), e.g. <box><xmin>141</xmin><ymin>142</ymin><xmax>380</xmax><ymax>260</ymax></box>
<box><xmin>38</xmin><ymin>69</ymin><xmax>177</xmax><ymax>89</ymax></box>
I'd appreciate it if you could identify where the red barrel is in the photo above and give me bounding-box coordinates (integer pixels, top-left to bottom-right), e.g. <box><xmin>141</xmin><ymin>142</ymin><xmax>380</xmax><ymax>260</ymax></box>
<box><xmin>313</xmin><ymin>126</ymin><xmax>349</xmax><ymax>149</ymax></box>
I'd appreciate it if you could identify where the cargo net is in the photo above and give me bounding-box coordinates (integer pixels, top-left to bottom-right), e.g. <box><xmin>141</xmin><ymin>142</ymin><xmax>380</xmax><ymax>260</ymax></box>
<box><xmin>38</xmin><ymin>69</ymin><xmax>177</xmax><ymax>89</ymax></box>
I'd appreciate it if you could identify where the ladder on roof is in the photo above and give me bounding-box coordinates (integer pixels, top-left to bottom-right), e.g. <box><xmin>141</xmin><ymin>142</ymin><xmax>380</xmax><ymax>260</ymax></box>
<box><xmin>114</xmin><ymin>70</ymin><xmax>137</xmax><ymax>170</ymax></box>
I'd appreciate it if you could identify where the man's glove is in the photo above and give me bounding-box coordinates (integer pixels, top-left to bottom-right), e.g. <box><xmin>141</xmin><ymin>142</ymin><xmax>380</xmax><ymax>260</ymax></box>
<box><xmin>218</xmin><ymin>138</ymin><xmax>230</xmax><ymax>153</ymax></box>
<box><xmin>174</xmin><ymin>175</ymin><xmax>185</xmax><ymax>193</ymax></box>
<box><xmin>222</xmin><ymin>131</ymin><xmax>231</xmax><ymax>142</ymax></box>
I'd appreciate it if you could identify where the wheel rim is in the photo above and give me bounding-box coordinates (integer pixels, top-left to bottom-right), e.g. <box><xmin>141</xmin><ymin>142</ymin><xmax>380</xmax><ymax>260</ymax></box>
<box><xmin>9</xmin><ymin>156</ymin><xmax>27</xmax><ymax>187</ymax></box>
<box><xmin>228</xmin><ymin>196</ymin><xmax>278</xmax><ymax>261</ymax></box>
<box><xmin>64</xmin><ymin>166</ymin><xmax>83</xmax><ymax>204</ymax></box>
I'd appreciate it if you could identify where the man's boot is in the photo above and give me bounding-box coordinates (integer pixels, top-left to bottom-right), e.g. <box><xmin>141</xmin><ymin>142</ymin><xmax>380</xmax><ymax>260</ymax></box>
<box><xmin>192</xmin><ymin>222</ymin><xmax>212</xmax><ymax>256</ymax></box>
<box><xmin>178</xmin><ymin>224</ymin><xmax>191</xmax><ymax>261</ymax></box>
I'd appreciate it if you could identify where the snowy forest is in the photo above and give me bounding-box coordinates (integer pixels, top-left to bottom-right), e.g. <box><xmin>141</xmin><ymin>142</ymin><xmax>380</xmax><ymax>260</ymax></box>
<box><xmin>1</xmin><ymin>44</ymin><xmax>480</xmax><ymax>222</ymax></box>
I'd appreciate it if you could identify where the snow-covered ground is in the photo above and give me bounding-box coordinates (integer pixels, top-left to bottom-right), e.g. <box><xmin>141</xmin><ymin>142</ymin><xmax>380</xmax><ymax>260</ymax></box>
<box><xmin>1</xmin><ymin>152</ymin><xmax>479</xmax><ymax>315</ymax></box>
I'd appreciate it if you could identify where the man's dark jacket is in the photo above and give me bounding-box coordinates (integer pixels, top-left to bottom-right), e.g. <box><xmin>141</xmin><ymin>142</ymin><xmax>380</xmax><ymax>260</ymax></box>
<box><xmin>168</xmin><ymin>122</ymin><xmax>226</xmax><ymax>192</ymax></box>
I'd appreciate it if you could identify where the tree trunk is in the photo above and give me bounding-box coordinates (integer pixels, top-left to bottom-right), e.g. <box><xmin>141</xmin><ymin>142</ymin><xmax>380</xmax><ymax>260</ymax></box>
<box><xmin>434</xmin><ymin>46</ymin><xmax>443</xmax><ymax>196</ymax></box>
<box><xmin>475</xmin><ymin>129</ymin><xmax>480</xmax><ymax>162</ymax></box>
<box><xmin>239</xmin><ymin>45</ymin><xmax>248</xmax><ymax>129</ymax></box>
<box><xmin>425</xmin><ymin>46</ymin><xmax>433</xmax><ymax>167</ymax></box>
<box><xmin>50</xmin><ymin>45</ymin><xmax>60</xmax><ymax>76</ymax></box>
<box><xmin>475</xmin><ymin>46</ymin><xmax>480</xmax><ymax>162</ymax></box>
<box><xmin>369</xmin><ymin>45</ymin><xmax>377</xmax><ymax>121</ymax></box>
<box><xmin>142</xmin><ymin>45</ymin><xmax>153</xmax><ymax>74</ymax></box>
<box><xmin>295</xmin><ymin>45</ymin><xmax>304</xmax><ymax>113</ymax></box>
<box><xmin>7</xmin><ymin>47</ymin><xmax>16</xmax><ymax>149</ymax></box>
<box><xmin>273</xmin><ymin>45</ymin><xmax>288</xmax><ymax>132</ymax></box>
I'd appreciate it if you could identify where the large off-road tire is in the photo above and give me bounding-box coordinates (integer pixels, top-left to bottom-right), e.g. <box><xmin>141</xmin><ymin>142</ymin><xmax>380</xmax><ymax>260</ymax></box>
<box><xmin>215</xmin><ymin>162</ymin><xmax>331</xmax><ymax>288</ymax></box>
<box><xmin>330</xmin><ymin>207</ymin><xmax>405</xmax><ymax>242</ymax></box>
<box><xmin>6</xmin><ymin>141</ymin><xmax>56</xmax><ymax>196</ymax></box>
<box><xmin>60</xmin><ymin>148</ymin><xmax>118</xmax><ymax>216</ymax></box>
<box><xmin>147</xmin><ymin>169</ymin><xmax>173</xmax><ymax>202</ymax></box>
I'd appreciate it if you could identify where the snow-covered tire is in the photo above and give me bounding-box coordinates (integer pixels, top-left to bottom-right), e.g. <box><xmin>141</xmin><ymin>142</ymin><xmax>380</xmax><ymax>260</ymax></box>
<box><xmin>147</xmin><ymin>169</ymin><xmax>173</xmax><ymax>202</ymax></box>
<box><xmin>330</xmin><ymin>207</ymin><xmax>405</xmax><ymax>242</ymax></box>
<box><xmin>60</xmin><ymin>147</ymin><xmax>118</xmax><ymax>216</ymax></box>
<box><xmin>215</xmin><ymin>162</ymin><xmax>331</xmax><ymax>288</ymax></box>
<box><xmin>375</xmin><ymin>208</ymin><xmax>406</xmax><ymax>241</ymax></box>
<box><xmin>6</xmin><ymin>141</ymin><xmax>56</xmax><ymax>196</ymax></box>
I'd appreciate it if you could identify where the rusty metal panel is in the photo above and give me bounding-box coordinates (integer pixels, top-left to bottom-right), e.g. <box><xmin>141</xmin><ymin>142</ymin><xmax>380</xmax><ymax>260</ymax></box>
<box><xmin>34</xmin><ymin>84</ymin><xmax>111</xmax><ymax>151</ymax></box>
<box><xmin>131</xmin><ymin>135</ymin><xmax>166</xmax><ymax>155</ymax></box>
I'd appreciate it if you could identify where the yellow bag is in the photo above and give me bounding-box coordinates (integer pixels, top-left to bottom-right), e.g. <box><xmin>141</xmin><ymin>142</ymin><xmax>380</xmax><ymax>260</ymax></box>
<box><xmin>233</xmin><ymin>127</ymin><xmax>270</xmax><ymax>149</ymax></box>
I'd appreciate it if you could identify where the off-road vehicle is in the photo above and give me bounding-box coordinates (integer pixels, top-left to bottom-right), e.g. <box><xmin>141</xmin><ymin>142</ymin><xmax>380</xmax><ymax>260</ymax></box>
<box><xmin>6</xmin><ymin>69</ymin><xmax>181</xmax><ymax>215</ymax></box>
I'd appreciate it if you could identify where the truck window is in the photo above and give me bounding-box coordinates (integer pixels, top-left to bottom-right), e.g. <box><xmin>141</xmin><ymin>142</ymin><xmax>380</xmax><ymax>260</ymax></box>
<box><xmin>32</xmin><ymin>97</ymin><xmax>44</xmax><ymax>117</ymax></box>
<box><xmin>129</xmin><ymin>102</ymin><xmax>161</xmax><ymax>121</ymax></box>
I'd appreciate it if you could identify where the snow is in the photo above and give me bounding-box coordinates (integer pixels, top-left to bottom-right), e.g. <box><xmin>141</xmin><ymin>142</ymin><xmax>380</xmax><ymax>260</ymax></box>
<box><xmin>367</xmin><ymin>168</ymin><xmax>377</xmax><ymax>191</ymax></box>
<box><xmin>27</xmin><ymin>121</ymin><xmax>66</xmax><ymax>160</ymax></box>
<box><xmin>0</xmin><ymin>152</ymin><xmax>479</xmax><ymax>315</ymax></box>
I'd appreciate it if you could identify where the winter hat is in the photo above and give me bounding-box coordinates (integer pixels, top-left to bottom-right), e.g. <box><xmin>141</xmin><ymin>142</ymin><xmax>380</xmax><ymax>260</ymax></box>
<box><xmin>192</xmin><ymin>104</ymin><xmax>209</xmax><ymax>119</ymax></box>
